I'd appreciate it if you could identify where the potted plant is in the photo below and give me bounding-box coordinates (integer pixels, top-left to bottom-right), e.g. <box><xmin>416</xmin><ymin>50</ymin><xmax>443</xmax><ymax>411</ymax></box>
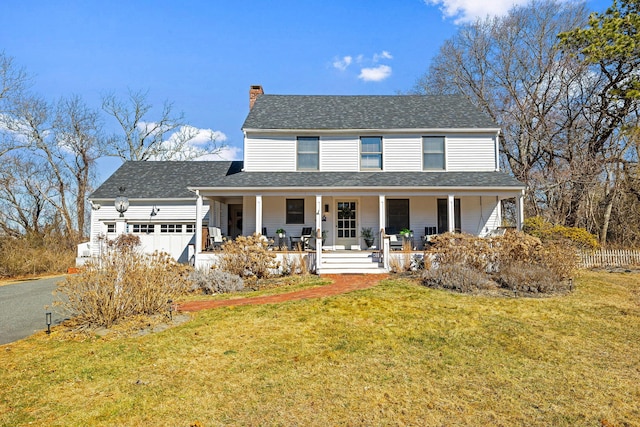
<box><xmin>360</xmin><ymin>227</ymin><xmax>375</xmax><ymax>248</ymax></box>
<box><xmin>276</xmin><ymin>228</ymin><xmax>286</xmax><ymax>238</ymax></box>
<box><xmin>400</xmin><ymin>228</ymin><xmax>413</xmax><ymax>238</ymax></box>
<box><xmin>322</xmin><ymin>230</ymin><xmax>328</xmax><ymax>246</ymax></box>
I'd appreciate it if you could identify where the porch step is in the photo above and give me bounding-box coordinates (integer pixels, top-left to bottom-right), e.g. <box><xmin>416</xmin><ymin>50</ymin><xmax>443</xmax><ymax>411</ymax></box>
<box><xmin>318</xmin><ymin>251</ymin><xmax>386</xmax><ymax>275</ymax></box>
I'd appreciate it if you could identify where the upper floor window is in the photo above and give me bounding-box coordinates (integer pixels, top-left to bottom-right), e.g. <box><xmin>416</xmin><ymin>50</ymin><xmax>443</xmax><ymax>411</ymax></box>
<box><xmin>286</xmin><ymin>199</ymin><xmax>305</xmax><ymax>224</ymax></box>
<box><xmin>423</xmin><ymin>136</ymin><xmax>445</xmax><ymax>170</ymax></box>
<box><xmin>297</xmin><ymin>137</ymin><xmax>319</xmax><ymax>170</ymax></box>
<box><xmin>361</xmin><ymin>136</ymin><xmax>382</xmax><ymax>170</ymax></box>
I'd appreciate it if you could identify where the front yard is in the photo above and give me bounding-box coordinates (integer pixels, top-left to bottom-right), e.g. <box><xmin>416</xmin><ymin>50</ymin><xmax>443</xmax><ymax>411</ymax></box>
<box><xmin>1</xmin><ymin>270</ymin><xmax>638</xmax><ymax>426</ymax></box>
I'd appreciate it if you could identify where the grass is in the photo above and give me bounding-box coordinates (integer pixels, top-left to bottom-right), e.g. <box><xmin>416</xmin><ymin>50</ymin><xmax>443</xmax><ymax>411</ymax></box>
<box><xmin>1</xmin><ymin>270</ymin><xmax>639</xmax><ymax>426</ymax></box>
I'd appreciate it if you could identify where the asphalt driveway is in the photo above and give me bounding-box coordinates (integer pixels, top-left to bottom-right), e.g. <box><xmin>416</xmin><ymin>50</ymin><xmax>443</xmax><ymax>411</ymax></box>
<box><xmin>0</xmin><ymin>276</ymin><xmax>68</xmax><ymax>345</ymax></box>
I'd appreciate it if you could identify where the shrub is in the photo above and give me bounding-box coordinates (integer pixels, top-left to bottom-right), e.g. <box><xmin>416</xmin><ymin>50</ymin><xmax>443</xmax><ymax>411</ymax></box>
<box><xmin>524</xmin><ymin>216</ymin><xmax>599</xmax><ymax>249</ymax></box>
<box><xmin>218</xmin><ymin>233</ymin><xmax>280</xmax><ymax>279</ymax></box>
<box><xmin>55</xmin><ymin>234</ymin><xmax>190</xmax><ymax>328</ymax></box>
<box><xmin>280</xmin><ymin>247</ymin><xmax>308</xmax><ymax>276</ymax></box>
<box><xmin>423</xmin><ymin>231</ymin><xmax>576</xmax><ymax>295</ymax></box>
<box><xmin>188</xmin><ymin>269</ymin><xmax>244</xmax><ymax>294</ymax></box>
<box><xmin>422</xmin><ymin>262</ymin><xmax>496</xmax><ymax>293</ymax></box>
<box><xmin>0</xmin><ymin>230</ymin><xmax>76</xmax><ymax>279</ymax></box>
<box><xmin>494</xmin><ymin>261</ymin><xmax>569</xmax><ymax>293</ymax></box>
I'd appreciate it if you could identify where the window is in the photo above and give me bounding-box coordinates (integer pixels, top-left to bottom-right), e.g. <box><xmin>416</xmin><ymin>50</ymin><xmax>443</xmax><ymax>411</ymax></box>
<box><xmin>387</xmin><ymin>199</ymin><xmax>409</xmax><ymax>234</ymax></box>
<box><xmin>132</xmin><ymin>224</ymin><xmax>155</xmax><ymax>233</ymax></box>
<box><xmin>185</xmin><ymin>224</ymin><xmax>195</xmax><ymax>233</ymax></box>
<box><xmin>361</xmin><ymin>136</ymin><xmax>382</xmax><ymax>170</ymax></box>
<box><xmin>161</xmin><ymin>224</ymin><xmax>182</xmax><ymax>233</ymax></box>
<box><xmin>437</xmin><ymin>198</ymin><xmax>461</xmax><ymax>233</ymax></box>
<box><xmin>297</xmin><ymin>137</ymin><xmax>319</xmax><ymax>170</ymax></box>
<box><xmin>286</xmin><ymin>199</ymin><xmax>304</xmax><ymax>224</ymax></box>
<box><xmin>423</xmin><ymin>136</ymin><xmax>445</xmax><ymax>170</ymax></box>
<box><xmin>106</xmin><ymin>223</ymin><xmax>115</xmax><ymax>233</ymax></box>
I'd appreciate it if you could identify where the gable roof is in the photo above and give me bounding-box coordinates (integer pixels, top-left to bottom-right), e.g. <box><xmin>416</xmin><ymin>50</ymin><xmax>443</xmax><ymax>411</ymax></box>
<box><xmin>242</xmin><ymin>94</ymin><xmax>498</xmax><ymax>130</ymax></box>
<box><xmin>90</xmin><ymin>161</ymin><xmax>524</xmax><ymax>200</ymax></box>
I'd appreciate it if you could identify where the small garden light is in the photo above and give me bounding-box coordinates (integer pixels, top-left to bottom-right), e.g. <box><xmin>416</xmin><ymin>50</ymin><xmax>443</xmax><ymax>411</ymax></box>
<box><xmin>168</xmin><ymin>299</ymin><xmax>173</xmax><ymax>321</ymax></box>
<box><xmin>45</xmin><ymin>312</ymin><xmax>52</xmax><ymax>334</ymax></box>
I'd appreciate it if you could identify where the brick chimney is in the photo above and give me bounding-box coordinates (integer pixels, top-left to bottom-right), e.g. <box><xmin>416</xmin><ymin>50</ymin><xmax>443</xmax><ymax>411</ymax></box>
<box><xmin>249</xmin><ymin>85</ymin><xmax>264</xmax><ymax>110</ymax></box>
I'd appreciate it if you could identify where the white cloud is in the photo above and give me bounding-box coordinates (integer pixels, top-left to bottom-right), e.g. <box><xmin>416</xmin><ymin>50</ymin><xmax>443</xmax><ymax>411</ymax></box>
<box><xmin>358</xmin><ymin>65</ymin><xmax>392</xmax><ymax>82</ymax></box>
<box><xmin>198</xmin><ymin>144</ymin><xmax>242</xmax><ymax>161</ymax></box>
<box><xmin>373</xmin><ymin>51</ymin><xmax>393</xmax><ymax>62</ymax></box>
<box><xmin>332</xmin><ymin>55</ymin><xmax>353</xmax><ymax>71</ymax></box>
<box><xmin>425</xmin><ymin>0</ymin><xmax>536</xmax><ymax>23</ymax></box>
<box><xmin>148</xmin><ymin>125</ymin><xmax>229</xmax><ymax>160</ymax></box>
<box><xmin>332</xmin><ymin>51</ymin><xmax>393</xmax><ymax>82</ymax></box>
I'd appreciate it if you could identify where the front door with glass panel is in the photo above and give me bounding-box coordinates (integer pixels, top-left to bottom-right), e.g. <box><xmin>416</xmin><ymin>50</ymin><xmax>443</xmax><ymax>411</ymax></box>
<box><xmin>336</xmin><ymin>201</ymin><xmax>358</xmax><ymax>247</ymax></box>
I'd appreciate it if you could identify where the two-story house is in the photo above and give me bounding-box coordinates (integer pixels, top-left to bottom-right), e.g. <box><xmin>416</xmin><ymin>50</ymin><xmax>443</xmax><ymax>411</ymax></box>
<box><xmin>86</xmin><ymin>86</ymin><xmax>525</xmax><ymax>273</ymax></box>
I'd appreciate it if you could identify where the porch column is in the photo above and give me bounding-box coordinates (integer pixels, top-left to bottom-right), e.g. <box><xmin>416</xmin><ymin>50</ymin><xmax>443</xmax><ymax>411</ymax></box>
<box><xmin>315</xmin><ymin>195</ymin><xmax>322</xmax><ymax>273</ymax></box>
<box><xmin>195</xmin><ymin>191</ymin><xmax>203</xmax><ymax>253</ymax></box>
<box><xmin>379</xmin><ymin>195</ymin><xmax>386</xmax><ymax>234</ymax></box>
<box><xmin>516</xmin><ymin>191</ymin><xmax>524</xmax><ymax>231</ymax></box>
<box><xmin>255</xmin><ymin>194</ymin><xmax>263</xmax><ymax>235</ymax></box>
<box><xmin>447</xmin><ymin>194</ymin><xmax>455</xmax><ymax>233</ymax></box>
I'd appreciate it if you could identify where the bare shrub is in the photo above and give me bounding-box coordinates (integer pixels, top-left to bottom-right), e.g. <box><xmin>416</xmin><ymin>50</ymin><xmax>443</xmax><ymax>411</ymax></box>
<box><xmin>55</xmin><ymin>234</ymin><xmax>190</xmax><ymax>328</ymax></box>
<box><xmin>0</xmin><ymin>230</ymin><xmax>76</xmax><ymax>278</ymax></box>
<box><xmin>422</xmin><ymin>263</ymin><xmax>496</xmax><ymax>292</ymax></box>
<box><xmin>428</xmin><ymin>233</ymin><xmax>498</xmax><ymax>272</ymax></box>
<box><xmin>188</xmin><ymin>269</ymin><xmax>244</xmax><ymax>294</ymax></box>
<box><xmin>494</xmin><ymin>261</ymin><xmax>568</xmax><ymax>293</ymax></box>
<box><xmin>218</xmin><ymin>233</ymin><xmax>280</xmax><ymax>279</ymax></box>
<box><xmin>281</xmin><ymin>247</ymin><xmax>308</xmax><ymax>276</ymax></box>
<box><xmin>424</xmin><ymin>231</ymin><xmax>576</xmax><ymax>295</ymax></box>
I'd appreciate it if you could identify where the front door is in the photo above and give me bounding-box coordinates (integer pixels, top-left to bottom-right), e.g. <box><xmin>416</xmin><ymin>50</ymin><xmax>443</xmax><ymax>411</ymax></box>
<box><xmin>336</xmin><ymin>200</ymin><xmax>358</xmax><ymax>247</ymax></box>
<box><xmin>228</xmin><ymin>204</ymin><xmax>243</xmax><ymax>239</ymax></box>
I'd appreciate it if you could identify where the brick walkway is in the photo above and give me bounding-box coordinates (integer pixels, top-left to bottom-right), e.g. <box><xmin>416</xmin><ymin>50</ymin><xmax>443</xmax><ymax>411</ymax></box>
<box><xmin>179</xmin><ymin>274</ymin><xmax>388</xmax><ymax>312</ymax></box>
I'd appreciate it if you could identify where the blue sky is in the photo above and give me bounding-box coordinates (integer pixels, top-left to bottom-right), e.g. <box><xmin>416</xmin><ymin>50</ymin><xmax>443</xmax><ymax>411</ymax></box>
<box><xmin>1</xmin><ymin>0</ymin><xmax>610</xmax><ymax>181</ymax></box>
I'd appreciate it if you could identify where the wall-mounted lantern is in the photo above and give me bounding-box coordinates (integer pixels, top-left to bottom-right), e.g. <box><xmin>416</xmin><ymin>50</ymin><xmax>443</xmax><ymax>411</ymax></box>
<box><xmin>114</xmin><ymin>186</ymin><xmax>129</xmax><ymax>218</ymax></box>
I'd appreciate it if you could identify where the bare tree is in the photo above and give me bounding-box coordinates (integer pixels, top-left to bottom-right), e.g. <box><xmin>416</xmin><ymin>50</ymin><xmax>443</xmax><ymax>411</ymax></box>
<box><xmin>102</xmin><ymin>89</ymin><xmax>224</xmax><ymax>161</ymax></box>
<box><xmin>413</xmin><ymin>0</ymin><xmax>640</xmax><ymax>244</ymax></box>
<box><xmin>1</xmin><ymin>93</ymin><xmax>102</xmax><ymax>238</ymax></box>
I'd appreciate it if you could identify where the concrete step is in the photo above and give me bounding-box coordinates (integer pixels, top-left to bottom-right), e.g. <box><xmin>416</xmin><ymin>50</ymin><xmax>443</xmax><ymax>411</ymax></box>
<box><xmin>319</xmin><ymin>267</ymin><xmax>387</xmax><ymax>275</ymax></box>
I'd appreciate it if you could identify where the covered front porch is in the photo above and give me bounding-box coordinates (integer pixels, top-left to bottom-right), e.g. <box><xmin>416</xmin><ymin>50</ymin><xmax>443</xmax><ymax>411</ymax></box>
<box><xmin>191</xmin><ymin>190</ymin><xmax>524</xmax><ymax>274</ymax></box>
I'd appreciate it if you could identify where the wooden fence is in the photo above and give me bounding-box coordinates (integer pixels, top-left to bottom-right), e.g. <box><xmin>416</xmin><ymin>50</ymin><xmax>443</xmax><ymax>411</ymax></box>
<box><xmin>578</xmin><ymin>249</ymin><xmax>640</xmax><ymax>268</ymax></box>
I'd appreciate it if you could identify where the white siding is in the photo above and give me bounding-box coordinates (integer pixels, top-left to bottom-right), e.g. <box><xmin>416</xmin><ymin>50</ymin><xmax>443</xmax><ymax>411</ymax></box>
<box><xmin>90</xmin><ymin>200</ymin><xmax>206</xmax><ymax>263</ymax></box>
<box><xmin>447</xmin><ymin>135</ymin><xmax>496</xmax><ymax>171</ymax></box>
<box><xmin>244</xmin><ymin>135</ymin><xmax>296</xmax><ymax>171</ymax></box>
<box><xmin>460</xmin><ymin>196</ymin><xmax>501</xmax><ymax>235</ymax></box>
<box><xmin>359</xmin><ymin>196</ymin><xmax>379</xmax><ymax>247</ymax></box>
<box><xmin>384</xmin><ymin>136</ymin><xmax>422</xmax><ymax>171</ymax></box>
<box><xmin>320</xmin><ymin>137</ymin><xmax>359</xmax><ymax>171</ymax></box>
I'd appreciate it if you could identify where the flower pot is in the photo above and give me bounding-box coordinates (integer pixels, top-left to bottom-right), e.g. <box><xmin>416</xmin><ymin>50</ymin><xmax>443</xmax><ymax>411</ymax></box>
<box><xmin>364</xmin><ymin>238</ymin><xmax>374</xmax><ymax>248</ymax></box>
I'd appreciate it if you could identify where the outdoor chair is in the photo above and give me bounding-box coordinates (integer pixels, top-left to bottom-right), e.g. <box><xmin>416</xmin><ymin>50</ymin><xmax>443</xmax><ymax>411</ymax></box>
<box><xmin>291</xmin><ymin>227</ymin><xmax>314</xmax><ymax>250</ymax></box>
<box><xmin>207</xmin><ymin>226</ymin><xmax>223</xmax><ymax>250</ymax></box>
<box><xmin>422</xmin><ymin>226</ymin><xmax>438</xmax><ymax>248</ymax></box>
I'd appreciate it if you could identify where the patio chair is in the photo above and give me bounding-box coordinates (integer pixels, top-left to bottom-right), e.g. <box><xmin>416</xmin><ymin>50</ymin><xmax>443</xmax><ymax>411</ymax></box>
<box><xmin>422</xmin><ymin>226</ymin><xmax>438</xmax><ymax>248</ymax></box>
<box><xmin>300</xmin><ymin>227</ymin><xmax>314</xmax><ymax>250</ymax></box>
<box><xmin>291</xmin><ymin>227</ymin><xmax>313</xmax><ymax>250</ymax></box>
<box><xmin>261</xmin><ymin>227</ymin><xmax>275</xmax><ymax>249</ymax></box>
<box><xmin>207</xmin><ymin>226</ymin><xmax>223</xmax><ymax>250</ymax></box>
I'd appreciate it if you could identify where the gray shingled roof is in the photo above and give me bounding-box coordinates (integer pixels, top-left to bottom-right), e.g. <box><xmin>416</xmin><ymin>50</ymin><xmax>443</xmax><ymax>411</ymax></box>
<box><xmin>90</xmin><ymin>161</ymin><xmax>524</xmax><ymax>200</ymax></box>
<box><xmin>242</xmin><ymin>95</ymin><xmax>498</xmax><ymax>130</ymax></box>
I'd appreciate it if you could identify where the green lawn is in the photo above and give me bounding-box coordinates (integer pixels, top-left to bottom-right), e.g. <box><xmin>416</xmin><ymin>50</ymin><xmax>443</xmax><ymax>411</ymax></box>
<box><xmin>1</xmin><ymin>271</ymin><xmax>639</xmax><ymax>426</ymax></box>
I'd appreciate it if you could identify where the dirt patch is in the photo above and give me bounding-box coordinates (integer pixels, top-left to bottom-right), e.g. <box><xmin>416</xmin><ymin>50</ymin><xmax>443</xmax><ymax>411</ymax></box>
<box><xmin>54</xmin><ymin>313</ymin><xmax>192</xmax><ymax>341</ymax></box>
